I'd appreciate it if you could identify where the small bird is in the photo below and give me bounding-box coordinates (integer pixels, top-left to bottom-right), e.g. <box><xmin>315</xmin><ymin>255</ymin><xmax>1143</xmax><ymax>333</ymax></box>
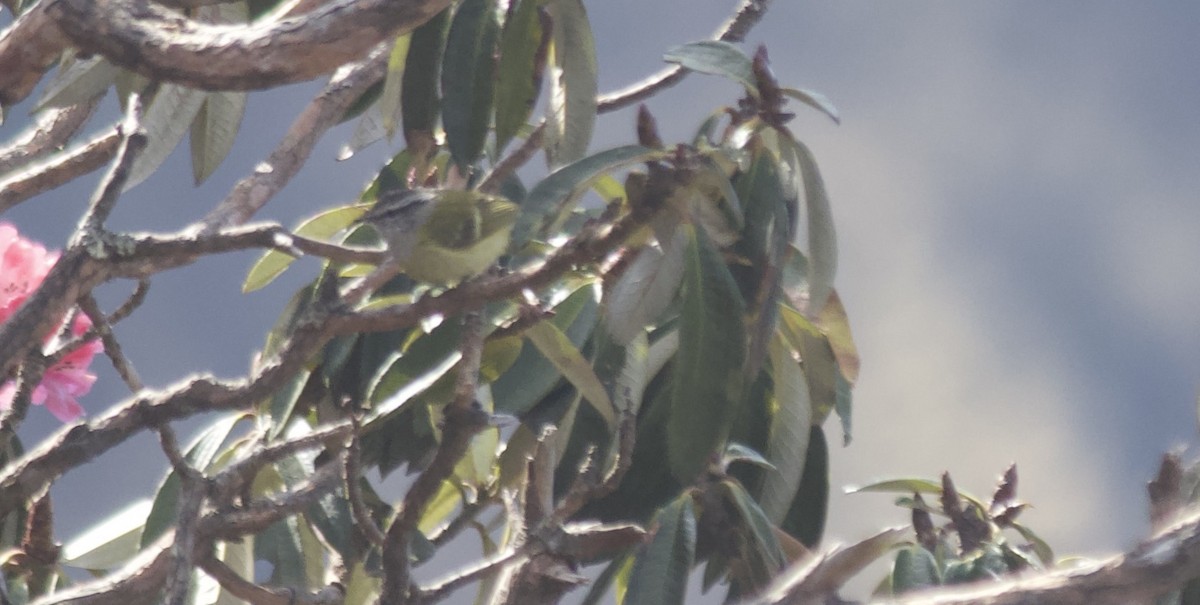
<box><xmin>356</xmin><ymin>188</ymin><xmax>520</xmax><ymax>284</ymax></box>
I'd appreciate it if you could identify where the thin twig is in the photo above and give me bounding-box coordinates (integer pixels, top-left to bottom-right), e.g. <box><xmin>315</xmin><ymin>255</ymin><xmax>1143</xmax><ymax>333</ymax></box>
<box><xmin>477</xmin><ymin>123</ymin><xmax>546</xmax><ymax>194</ymax></box>
<box><xmin>0</xmin><ymin>127</ymin><xmax>121</xmax><ymax>214</ymax></box>
<box><xmin>595</xmin><ymin>0</ymin><xmax>774</xmax><ymax>113</ymax></box>
<box><xmin>78</xmin><ymin>294</ymin><xmax>143</xmax><ymax>392</ymax></box>
<box><xmin>344</xmin><ymin>414</ymin><xmax>387</xmax><ymax>546</ymax></box>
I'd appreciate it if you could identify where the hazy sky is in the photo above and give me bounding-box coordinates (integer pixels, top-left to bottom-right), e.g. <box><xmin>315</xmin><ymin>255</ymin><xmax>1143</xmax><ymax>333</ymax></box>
<box><xmin>3</xmin><ymin>1</ymin><xmax>1200</xmax><ymax>599</ymax></box>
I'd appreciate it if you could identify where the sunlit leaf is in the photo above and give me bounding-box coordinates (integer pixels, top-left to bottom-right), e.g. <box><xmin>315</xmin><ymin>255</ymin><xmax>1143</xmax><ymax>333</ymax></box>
<box><xmin>493</xmin><ymin>284</ymin><xmax>599</xmax><ymax>415</ymax></box>
<box><xmin>759</xmin><ymin>335</ymin><xmax>812</xmax><ymax>523</ymax></box>
<box><xmin>544</xmin><ymin>0</ymin><xmax>598</xmax><ymax>166</ymax></box>
<box><xmin>143</xmin><ymin>414</ymin><xmax>251</xmax><ymax>547</ymax></box>
<box><xmin>243</xmin><ymin>204</ymin><xmax>367</xmax><ymax>293</ymax></box>
<box><xmin>723</xmin><ymin>442</ymin><xmax>775</xmax><ymax>472</ymax></box>
<box><xmin>380</xmin><ymin>34</ymin><xmax>412</xmax><ymax>137</ymax></box>
<box><xmin>442</xmin><ymin>0</ymin><xmax>500</xmax><ymax>169</ymax></box>
<box><xmin>124</xmin><ymin>83</ymin><xmax>207</xmax><ymax>191</ymax></box>
<box><xmin>190</xmin><ymin>90</ymin><xmax>247</xmax><ymax>184</ymax></box>
<box><xmin>625</xmin><ymin>495</ymin><xmax>696</xmax><ymax>605</ymax></box>
<box><xmin>781</xmin><ymin>86</ymin><xmax>840</xmax><ymax>125</ymax></box>
<box><xmin>526</xmin><ymin>319</ymin><xmax>616</xmax><ymax>428</ymax></box>
<box><xmin>343</xmin><ymin>560</ymin><xmax>383</xmax><ymax>605</ymax></box>
<box><xmin>772</xmin><ymin>133</ymin><xmax>837</xmax><ymax>314</ymax></box>
<box><xmin>494</xmin><ymin>0</ymin><xmax>547</xmax><ymax>153</ymax></box>
<box><xmin>816</xmin><ymin>289</ymin><xmax>859</xmax><ymax>383</ymax></box>
<box><xmin>510</xmin><ymin>144</ymin><xmax>660</xmax><ymax>252</ymax></box>
<box><xmin>668</xmin><ymin>223</ymin><xmax>746</xmax><ymax>482</ymax></box>
<box><xmin>60</xmin><ymin>499</ymin><xmax>153</xmax><ymax>570</ymax></box>
<box><xmin>603</xmin><ymin>230</ymin><xmax>686</xmax><ymax>345</ymax></box>
<box><xmin>34</xmin><ymin>55</ymin><xmax>117</xmax><ymax>111</ymax></box>
<box><xmin>663</xmin><ymin>40</ymin><xmax>756</xmax><ymax>94</ymax></box>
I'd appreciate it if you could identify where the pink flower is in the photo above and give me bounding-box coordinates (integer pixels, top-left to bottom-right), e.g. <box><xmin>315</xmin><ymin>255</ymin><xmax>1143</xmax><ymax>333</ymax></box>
<box><xmin>0</xmin><ymin>223</ymin><xmax>101</xmax><ymax>422</ymax></box>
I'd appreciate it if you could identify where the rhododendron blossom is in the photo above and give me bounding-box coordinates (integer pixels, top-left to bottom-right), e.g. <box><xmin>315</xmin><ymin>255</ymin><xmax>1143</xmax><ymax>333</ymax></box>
<box><xmin>0</xmin><ymin>223</ymin><xmax>101</xmax><ymax>422</ymax></box>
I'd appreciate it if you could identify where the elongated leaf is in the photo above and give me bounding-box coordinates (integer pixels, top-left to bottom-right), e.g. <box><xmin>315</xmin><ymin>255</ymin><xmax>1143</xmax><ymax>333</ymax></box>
<box><xmin>816</xmin><ymin>289</ymin><xmax>859</xmax><ymax>383</ymax></box>
<box><xmin>209</xmin><ymin>537</ymin><xmax>254</xmax><ymax>605</ymax></box>
<box><xmin>663</xmin><ymin>40</ymin><xmax>756</xmax><ymax>94</ymax></box>
<box><xmin>191</xmin><ymin>90</ymin><xmax>247</xmax><ymax>184</ymax></box>
<box><xmin>124</xmin><ymin>83</ymin><xmax>207</xmax><ymax>190</ymax></box>
<box><xmin>781</xmin><ymin>424</ymin><xmax>828</xmax><ymax>547</ymax></box>
<box><xmin>243</xmin><ymin>204</ymin><xmax>367</xmax><ymax>292</ymax></box>
<box><xmin>526</xmin><ymin>320</ymin><xmax>616</xmax><ymax>428</ymax></box>
<box><xmin>544</xmin><ymin>0</ymin><xmax>598</xmax><ymax>166</ymax></box>
<box><xmin>892</xmin><ymin>545</ymin><xmax>941</xmax><ymax>594</ymax></box>
<box><xmin>402</xmin><ymin>8</ymin><xmax>451</xmax><ymax>154</ymax></box>
<box><xmin>848</xmin><ymin>479</ymin><xmax>991</xmax><ymax>512</ymax></box>
<box><xmin>442</xmin><ymin>0</ymin><xmax>500</xmax><ymax>169</ymax></box>
<box><xmin>781</xmin><ymin>87</ymin><xmax>840</xmax><ymax>125</ymax></box>
<box><xmin>668</xmin><ymin>223</ymin><xmax>746</xmax><ymax>482</ymax></box>
<box><xmin>722</xmin><ymin>479</ymin><xmax>786</xmax><ymax>574</ymax></box>
<box><xmin>494</xmin><ymin>0</ymin><xmax>547</xmax><ymax>153</ymax></box>
<box><xmin>380</xmin><ymin>34</ymin><xmax>412</xmax><ymax>137</ymax></box>
<box><xmin>142</xmin><ymin>414</ymin><xmax>250</xmax><ymax>547</ymax></box>
<box><xmin>510</xmin><ymin>144</ymin><xmax>660</xmax><ymax>252</ymax></box>
<box><xmin>603</xmin><ymin>229</ymin><xmax>687</xmax><ymax>345</ymax></box>
<box><xmin>793</xmin><ymin>139</ymin><xmax>837</xmax><ymax>314</ymax></box>
<box><xmin>60</xmin><ymin>499</ymin><xmax>153</xmax><ymax>570</ymax></box>
<box><xmin>759</xmin><ymin>335</ymin><xmax>812</xmax><ymax>523</ymax></box>
<box><xmin>625</xmin><ymin>495</ymin><xmax>696</xmax><ymax>605</ymax></box>
<box><xmin>493</xmin><ymin>284</ymin><xmax>599</xmax><ymax>415</ymax></box>
<box><xmin>35</xmin><ymin>55</ymin><xmax>117</xmax><ymax>111</ymax></box>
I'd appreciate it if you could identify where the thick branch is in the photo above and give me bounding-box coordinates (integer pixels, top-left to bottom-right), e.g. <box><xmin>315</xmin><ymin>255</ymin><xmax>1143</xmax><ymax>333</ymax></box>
<box><xmin>0</xmin><ymin>0</ymin><xmax>449</xmax><ymax>107</ymax></box>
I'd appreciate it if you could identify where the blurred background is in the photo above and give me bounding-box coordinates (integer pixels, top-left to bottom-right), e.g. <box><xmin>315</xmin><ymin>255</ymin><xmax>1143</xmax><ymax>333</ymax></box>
<box><xmin>2</xmin><ymin>0</ymin><xmax>1199</xmax><ymax>599</ymax></box>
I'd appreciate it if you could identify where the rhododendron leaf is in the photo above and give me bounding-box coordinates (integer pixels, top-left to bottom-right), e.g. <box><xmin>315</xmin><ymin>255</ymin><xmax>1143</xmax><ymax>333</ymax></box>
<box><xmin>442</xmin><ymin>0</ymin><xmax>499</xmax><ymax>170</ymax></box>
<box><xmin>721</xmin><ymin>478</ymin><xmax>786</xmax><ymax>576</ymax></box>
<box><xmin>759</xmin><ymin>335</ymin><xmax>812</xmax><ymax>524</ymax></box>
<box><xmin>510</xmin><ymin>144</ymin><xmax>660</xmax><ymax>252</ymax></box>
<box><xmin>402</xmin><ymin>8</ymin><xmax>450</xmax><ymax>155</ymax></box>
<box><xmin>668</xmin><ymin>223</ymin><xmax>746</xmax><ymax>482</ymax></box>
<box><xmin>781</xmin><ymin>425</ymin><xmax>829</xmax><ymax>547</ymax></box>
<box><xmin>663</xmin><ymin>41</ymin><xmax>756</xmax><ymax>95</ymax></box>
<box><xmin>61</xmin><ymin>499</ymin><xmax>153</xmax><ymax>571</ymax></box>
<box><xmin>891</xmin><ymin>544</ymin><xmax>942</xmax><ymax>594</ymax></box>
<box><xmin>379</xmin><ymin>34</ymin><xmax>411</xmax><ymax>137</ymax></box>
<box><xmin>780</xmin><ymin>86</ymin><xmax>840</xmax><ymax>125</ymax></box>
<box><xmin>143</xmin><ymin>414</ymin><xmax>251</xmax><ymax>547</ymax></box>
<box><xmin>492</xmin><ymin>284</ymin><xmax>598</xmax><ymax>415</ymax></box>
<box><xmin>495</xmin><ymin>0</ymin><xmax>546</xmax><ymax>154</ymax></box>
<box><xmin>243</xmin><ymin>205</ymin><xmax>367</xmax><ymax>293</ymax></box>
<box><xmin>124</xmin><ymin>83</ymin><xmax>206</xmax><ymax>191</ymax></box>
<box><xmin>544</xmin><ymin>0</ymin><xmax>597</xmax><ymax>167</ymax></box>
<box><xmin>625</xmin><ymin>494</ymin><xmax>696</xmax><ymax>605</ymax></box>
<box><xmin>35</xmin><ymin>55</ymin><xmax>117</xmax><ymax>111</ymax></box>
<box><xmin>526</xmin><ymin>319</ymin><xmax>615</xmax><ymax>429</ymax></box>
<box><xmin>602</xmin><ymin>230</ymin><xmax>686</xmax><ymax>346</ymax></box>
<box><xmin>190</xmin><ymin>90</ymin><xmax>246</xmax><ymax>185</ymax></box>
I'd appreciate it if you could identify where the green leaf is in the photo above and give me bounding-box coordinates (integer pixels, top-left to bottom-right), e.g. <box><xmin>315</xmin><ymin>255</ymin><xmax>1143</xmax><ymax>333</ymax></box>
<box><xmin>525</xmin><ymin>320</ymin><xmax>616</xmax><ymax>428</ymax></box>
<box><xmin>494</xmin><ymin>0</ymin><xmax>547</xmax><ymax>153</ymax></box>
<box><xmin>243</xmin><ymin>204</ymin><xmax>367</xmax><ymax>292</ymax></box>
<box><xmin>1011</xmin><ymin>521</ymin><xmax>1055</xmax><ymax>566</ymax></box>
<box><xmin>255</xmin><ymin>517</ymin><xmax>307</xmax><ymax>587</ymax></box>
<box><xmin>668</xmin><ymin>223</ymin><xmax>746</xmax><ymax>482</ymax></box>
<box><xmin>781</xmin><ymin>424</ymin><xmax>828</xmax><ymax>547</ymax></box>
<box><xmin>892</xmin><ymin>545</ymin><xmax>941</xmax><ymax>594</ymax></box>
<box><xmin>34</xmin><ymin>55</ymin><xmax>117</xmax><ymax>111</ymax></box>
<box><xmin>402</xmin><ymin>7</ymin><xmax>451</xmax><ymax>154</ymax></box>
<box><xmin>625</xmin><ymin>495</ymin><xmax>696</xmax><ymax>605</ymax></box>
<box><xmin>721</xmin><ymin>479</ymin><xmax>786</xmax><ymax>574</ymax></box>
<box><xmin>364</xmin><ymin>321</ymin><xmax>463</xmax><ymax>425</ymax></box>
<box><xmin>380</xmin><ymin>34</ymin><xmax>412</xmax><ymax>137</ymax></box>
<box><xmin>663</xmin><ymin>40</ymin><xmax>756</xmax><ymax>94</ymax></box>
<box><xmin>343</xmin><ymin>560</ymin><xmax>383</xmax><ymax>605</ymax></box>
<box><xmin>60</xmin><ymin>499</ymin><xmax>153</xmax><ymax>570</ymax></box>
<box><xmin>544</xmin><ymin>0</ymin><xmax>598</xmax><ymax>167</ymax></box>
<box><xmin>190</xmin><ymin>91</ymin><xmax>246</xmax><ymax>184</ymax></box>
<box><xmin>277</xmin><ymin>454</ymin><xmax>357</xmax><ymax>561</ymax></box>
<box><xmin>770</xmin><ymin>131</ymin><xmax>837</xmax><ymax>314</ymax></box>
<box><xmin>492</xmin><ymin>284</ymin><xmax>599</xmax><ymax>415</ymax></box>
<box><xmin>143</xmin><ymin>414</ymin><xmax>250</xmax><ymax>547</ymax></box>
<box><xmin>602</xmin><ymin>229</ymin><xmax>687</xmax><ymax>345</ymax></box>
<box><xmin>510</xmin><ymin>144</ymin><xmax>660</xmax><ymax>251</ymax></box>
<box><xmin>817</xmin><ymin>290</ymin><xmax>860</xmax><ymax>383</ymax></box>
<box><xmin>124</xmin><ymin>83</ymin><xmax>208</xmax><ymax>191</ymax></box>
<box><xmin>442</xmin><ymin>0</ymin><xmax>500</xmax><ymax>170</ymax></box>
<box><xmin>759</xmin><ymin>335</ymin><xmax>812</xmax><ymax>523</ymax></box>
<box><xmin>722</xmin><ymin>442</ymin><xmax>775</xmax><ymax>472</ymax></box>
<box><xmin>781</xmin><ymin>87</ymin><xmax>840</xmax><ymax>125</ymax></box>
<box><xmin>579</xmin><ymin>554</ymin><xmax>630</xmax><ymax>605</ymax></box>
